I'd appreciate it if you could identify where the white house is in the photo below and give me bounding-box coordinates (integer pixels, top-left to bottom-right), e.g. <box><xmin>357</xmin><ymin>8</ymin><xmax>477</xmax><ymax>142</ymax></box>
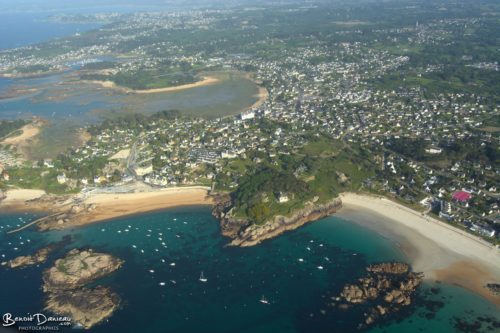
<box><xmin>57</xmin><ymin>174</ymin><xmax>67</xmax><ymax>184</ymax></box>
<box><xmin>278</xmin><ymin>192</ymin><xmax>289</xmax><ymax>203</ymax></box>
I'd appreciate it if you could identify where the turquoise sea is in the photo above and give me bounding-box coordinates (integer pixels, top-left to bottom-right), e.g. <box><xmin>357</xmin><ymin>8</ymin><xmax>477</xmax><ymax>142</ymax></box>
<box><xmin>0</xmin><ymin>207</ymin><xmax>498</xmax><ymax>333</ymax></box>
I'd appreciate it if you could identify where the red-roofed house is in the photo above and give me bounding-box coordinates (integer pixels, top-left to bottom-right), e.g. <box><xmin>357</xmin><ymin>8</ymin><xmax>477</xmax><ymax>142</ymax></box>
<box><xmin>452</xmin><ymin>191</ymin><xmax>472</xmax><ymax>202</ymax></box>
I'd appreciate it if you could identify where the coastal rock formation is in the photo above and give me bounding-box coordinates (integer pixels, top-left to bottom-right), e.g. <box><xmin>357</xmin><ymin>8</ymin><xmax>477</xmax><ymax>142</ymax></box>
<box><xmin>2</xmin><ymin>236</ymin><xmax>71</xmax><ymax>269</ymax></box>
<box><xmin>45</xmin><ymin>286</ymin><xmax>120</xmax><ymax>330</ymax></box>
<box><xmin>213</xmin><ymin>196</ymin><xmax>342</xmax><ymax>247</ymax></box>
<box><xmin>42</xmin><ymin>249</ymin><xmax>123</xmax><ymax>329</ymax></box>
<box><xmin>37</xmin><ymin>203</ymin><xmax>97</xmax><ymax>231</ymax></box>
<box><xmin>367</xmin><ymin>262</ymin><xmax>410</xmax><ymax>275</ymax></box>
<box><xmin>335</xmin><ymin>262</ymin><xmax>423</xmax><ymax>328</ymax></box>
<box><xmin>43</xmin><ymin>249</ymin><xmax>123</xmax><ymax>291</ymax></box>
<box><xmin>486</xmin><ymin>283</ymin><xmax>500</xmax><ymax>296</ymax></box>
<box><xmin>5</xmin><ymin>246</ymin><xmax>52</xmax><ymax>268</ymax></box>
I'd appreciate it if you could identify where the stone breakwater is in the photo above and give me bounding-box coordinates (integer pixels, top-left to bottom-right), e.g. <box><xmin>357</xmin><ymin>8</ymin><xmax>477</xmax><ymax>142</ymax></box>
<box><xmin>213</xmin><ymin>197</ymin><xmax>343</xmax><ymax>247</ymax></box>
<box><xmin>42</xmin><ymin>249</ymin><xmax>124</xmax><ymax>329</ymax></box>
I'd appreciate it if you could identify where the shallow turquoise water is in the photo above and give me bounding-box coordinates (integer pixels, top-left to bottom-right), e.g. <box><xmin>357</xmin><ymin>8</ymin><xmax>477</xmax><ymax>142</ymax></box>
<box><xmin>0</xmin><ymin>208</ymin><xmax>498</xmax><ymax>332</ymax></box>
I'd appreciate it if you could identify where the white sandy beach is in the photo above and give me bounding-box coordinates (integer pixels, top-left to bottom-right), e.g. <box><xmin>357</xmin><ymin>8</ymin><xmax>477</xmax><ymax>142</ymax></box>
<box><xmin>338</xmin><ymin>192</ymin><xmax>500</xmax><ymax>306</ymax></box>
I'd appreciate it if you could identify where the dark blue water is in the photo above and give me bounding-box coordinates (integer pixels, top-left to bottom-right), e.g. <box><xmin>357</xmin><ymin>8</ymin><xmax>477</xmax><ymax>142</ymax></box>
<box><xmin>0</xmin><ymin>208</ymin><xmax>498</xmax><ymax>332</ymax></box>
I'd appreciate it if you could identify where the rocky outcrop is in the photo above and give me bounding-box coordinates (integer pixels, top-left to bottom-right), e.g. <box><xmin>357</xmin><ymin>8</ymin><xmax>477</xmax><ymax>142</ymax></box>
<box><xmin>486</xmin><ymin>283</ymin><xmax>500</xmax><ymax>296</ymax></box>
<box><xmin>367</xmin><ymin>262</ymin><xmax>410</xmax><ymax>275</ymax></box>
<box><xmin>37</xmin><ymin>203</ymin><xmax>97</xmax><ymax>231</ymax></box>
<box><xmin>45</xmin><ymin>286</ymin><xmax>120</xmax><ymax>330</ymax></box>
<box><xmin>5</xmin><ymin>246</ymin><xmax>52</xmax><ymax>268</ymax></box>
<box><xmin>42</xmin><ymin>249</ymin><xmax>123</xmax><ymax>329</ymax></box>
<box><xmin>213</xmin><ymin>196</ymin><xmax>342</xmax><ymax>247</ymax></box>
<box><xmin>2</xmin><ymin>236</ymin><xmax>71</xmax><ymax>269</ymax></box>
<box><xmin>42</xmin><ymin>249</ymin><xmax>123</xmax><ymax>292</ymax></box>
<box><xmin>335</xmin><ymin>262</ymin><xmax>423</xmax><ymax>328</ymax></box>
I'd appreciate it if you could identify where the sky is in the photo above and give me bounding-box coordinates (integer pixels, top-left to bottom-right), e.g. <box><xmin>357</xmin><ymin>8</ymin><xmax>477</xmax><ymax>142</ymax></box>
<box><xmin>0</xmin><ymin>0</ymin><xmax>326</xmax><ymax>13</ymax></box>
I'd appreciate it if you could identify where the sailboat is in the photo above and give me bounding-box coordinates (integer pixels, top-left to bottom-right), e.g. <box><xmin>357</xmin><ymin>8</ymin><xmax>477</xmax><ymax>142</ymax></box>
<box><xmin>259</xmin><ymin>295</ymin><xmax>270</xmax><ymax>305</ymax></box>
<box><xmin>199</xmin><ymin>271</ymin><xmax>208</xmax><ymax>282</ymax></box>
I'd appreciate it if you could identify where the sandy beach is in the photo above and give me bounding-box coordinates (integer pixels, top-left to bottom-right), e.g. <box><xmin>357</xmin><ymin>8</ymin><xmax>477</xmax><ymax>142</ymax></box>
<box><xmin>338</xmin><ymin>192</ymin><xmax>500</xmax><ymax>306</ymax></box>
<box><xmin>0</xmin><ymin>189</ymin><xmax>46</xmax><ymax>210</ymax></box>
<box><xmin>90</xmin><ymin>76</ymin><xmax>220</xmax><ymax>94</ymax></box>
<box><xmin>245</xmin><ymin>86</ymin><xmax>268</xmax><ymax>112</ymax></box>
<box><xmin>79</xmin><ymin>186</ymin><xmax>213</xmax><ymax>225</ymax></box>
<box><xmin>1</xmin><ymin>186</ymin><xmax>212</xmax><ymax>231</ymax></box>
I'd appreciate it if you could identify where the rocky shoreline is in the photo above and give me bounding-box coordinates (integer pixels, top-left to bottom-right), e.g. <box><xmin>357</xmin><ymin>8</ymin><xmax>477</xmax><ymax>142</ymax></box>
<box><xmin>332</xmin><ymin>262</ymin><xmax>423</xmax><ymax>328</ymax></box>
<box><xmin>42</xmin><ymin>249</ymin><xmax>124</xmax><ymax>329</ymax></box>
<box><xmin>213</xmin><ymin>195</ymin><xmax>342</xmax><ymax>247</ymax></box>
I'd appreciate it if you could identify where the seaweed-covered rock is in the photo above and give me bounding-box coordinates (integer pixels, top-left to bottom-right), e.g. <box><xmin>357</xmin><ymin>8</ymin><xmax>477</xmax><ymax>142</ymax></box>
<box><xmin>45</xmin><ymin>286</ymin><xmax>120</xmax><ymax>329</ymax></box>
<box><xmin>336</xmin><ymin>262</ymin><xmax>423</xmax><ymax>328</ymax></box>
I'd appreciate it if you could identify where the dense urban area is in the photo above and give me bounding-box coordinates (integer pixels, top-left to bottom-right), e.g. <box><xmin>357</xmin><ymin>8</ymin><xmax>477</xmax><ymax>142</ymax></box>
<box><xmin>0</xmin><ymin>0</ymin><xmax>499</xmax><ymax>243</ymax></box>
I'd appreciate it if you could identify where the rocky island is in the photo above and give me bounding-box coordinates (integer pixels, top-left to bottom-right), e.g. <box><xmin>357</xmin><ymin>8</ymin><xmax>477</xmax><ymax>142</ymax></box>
<box><xmin>333</xmin><ymin>262</ymin><xmax>423</xmax><ymax>328</ymax></box>
<box><xmin>3</xmin><ymin>246</ymin><xmax>53</xmax><ymax>268</ymax></box>
<box><xmin>2</xmin><ymin>236</ymin><xmax>71</xmax><ymax>269</ymax></box>
<box><xmin>45</xmin><ymin>286</ymin><xmax>121</xmax><ymax>330</ymax></box>
<box><xmin>42</xmin><ymin>249</ymin><xmax>124</xmax><ymax>329</ymax></box>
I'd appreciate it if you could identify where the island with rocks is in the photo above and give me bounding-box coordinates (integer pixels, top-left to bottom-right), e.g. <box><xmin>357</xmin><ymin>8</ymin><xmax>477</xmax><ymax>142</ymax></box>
<box><xmin>332</xmin><ymin>262</ymin><xmax>423</xmax><ymax>328</ymax></box>
<box><xmin>42</xmin><ymin>249</ymin><xmax>124</xmax><ymax>329</ymax></box>
<box><xmin>3</xmin><ymin>246</ymin><xmax>53</xmax><ymax>268</ymax></box>
<box><xmin>1</xmin><ymin>236</ymin><xmax>71</xmax><ymax>269</ymax></box>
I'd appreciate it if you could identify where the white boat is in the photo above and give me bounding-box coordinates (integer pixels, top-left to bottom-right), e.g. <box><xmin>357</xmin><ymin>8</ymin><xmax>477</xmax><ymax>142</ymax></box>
<box><xmin>199</xmin><ymin>271</ymin><xmax>208</xmax><ymax>282</ymax></box>
<box><xmin>159</xmin><ymin>282</ymin><xmax>166</xmax><ymax>286</ymax></box>
<box><xmin>259</xmin><ymin>295</ymin><xmax>270</xmax><ymax>305</ymax></box>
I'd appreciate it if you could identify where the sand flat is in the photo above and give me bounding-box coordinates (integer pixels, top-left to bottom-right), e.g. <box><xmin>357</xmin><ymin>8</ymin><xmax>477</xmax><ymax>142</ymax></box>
<box><xmin>90</xmin><ymin>76</ymin><xmax>220</xmax><ymax>94</ymax></box>
<box><xmin>1</xmin><ymin>122</ymin><xmax>41</xmax><ymax>145</ymax></box>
